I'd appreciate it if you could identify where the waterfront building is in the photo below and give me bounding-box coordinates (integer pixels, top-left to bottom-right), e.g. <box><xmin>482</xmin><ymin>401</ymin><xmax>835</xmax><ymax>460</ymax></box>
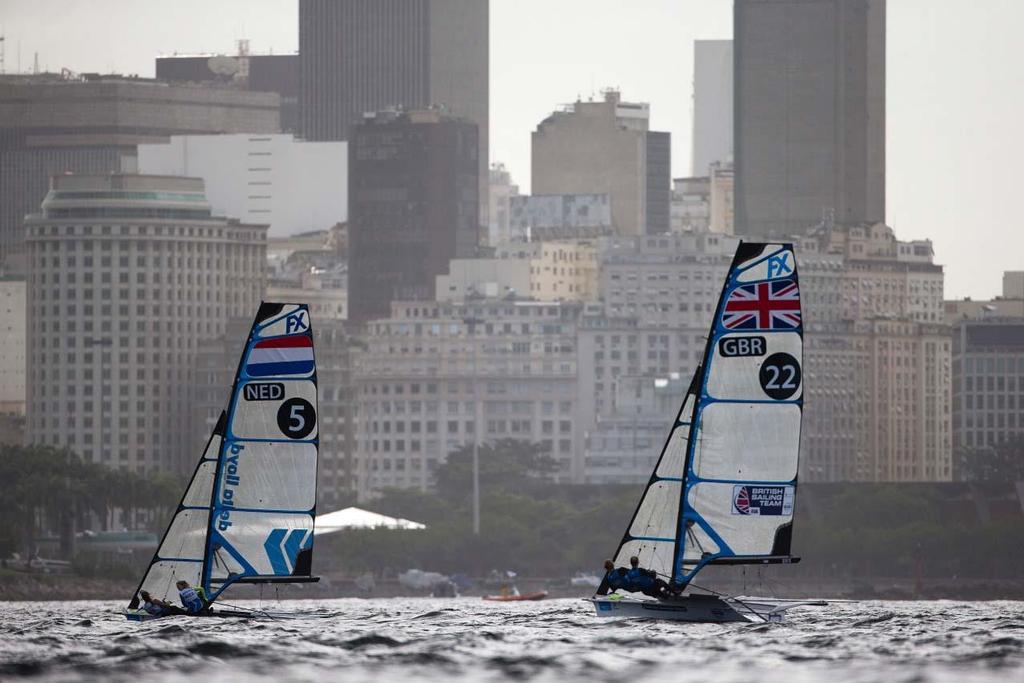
<box><xmin>24</xmin><ymin>174</ymin><xmax>266</xmax><ymax>473</ymax></box>
<box><xmin>0</xmin><ymin>278</ymin><xmax>26</xmax><ymax>415</ymax></box>
<box><xmin>138</xmin><ymin>134</ymin><xmax>347</xmax><ymax>238</ymax></box>
<box><xmin>352</xmin><ymin>299</ymin><xmax>581</xmax><ymax>496</ymax></box>
<box><xmin>532</xmin><ymin>90</ymin><xmax>670</xmax><ymax>236</ymax></box>
<box><xmin>734</xmin><ymin>0</ymin><xmax>886</xmax><ymax>236</ymax></box>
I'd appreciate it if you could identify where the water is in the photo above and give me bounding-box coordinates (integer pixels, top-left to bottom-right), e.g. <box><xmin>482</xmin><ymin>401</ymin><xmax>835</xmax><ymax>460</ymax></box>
<box><xmin>1</xmin><ymin>598</ymin><xmax>1022</xmax><ymax>682</ymax></box>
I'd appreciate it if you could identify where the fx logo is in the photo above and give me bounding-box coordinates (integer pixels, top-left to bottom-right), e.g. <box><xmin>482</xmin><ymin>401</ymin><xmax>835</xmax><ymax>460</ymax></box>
<box><xmin>286</xmin><ymin>311</ymin><xmax>308</xmax><ymax>334</ymax></box>
<box><xmin>767</xmin><ymin>253</ymin><xmax>793</xmax><ymax>279</ymax></box>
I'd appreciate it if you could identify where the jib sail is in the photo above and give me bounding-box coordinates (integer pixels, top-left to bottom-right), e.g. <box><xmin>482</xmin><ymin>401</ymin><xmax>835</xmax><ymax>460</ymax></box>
<box><xmin>127</xmin><ymin>302</ymin><xmax>319</xmax><ymax>611</ymax></box>
<box><xmin>601</xmin><ymin>242</ymin><xmax>803</xmax><ymax>592</ymax></box>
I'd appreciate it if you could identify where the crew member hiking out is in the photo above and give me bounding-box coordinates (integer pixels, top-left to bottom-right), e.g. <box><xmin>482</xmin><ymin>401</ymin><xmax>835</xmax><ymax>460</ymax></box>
<box><xmin>595</xmin><ymin>559</ymin><xmax>628</xmax><ymax>595</ymax></box>
<box><xmin>625</xmin><ymin>556</ymin><xmax>680</xmax><ymax>599</ymax></box>
<box><xmin>175</xmin><ymin>580</ymin><xmax>210</xmax><ymax>614</ymax></box>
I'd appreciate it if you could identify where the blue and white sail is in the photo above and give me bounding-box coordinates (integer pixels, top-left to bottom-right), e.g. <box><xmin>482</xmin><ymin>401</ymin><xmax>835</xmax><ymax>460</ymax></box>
<box><xmin>128</xmin><ymin>303</ymin><xmax>319</xmax><ymax>611</ymax></box>
<box><xmin>606</xmin><ymin>243</ymin><xmax>803</xmax><ymax>590</ymax></box>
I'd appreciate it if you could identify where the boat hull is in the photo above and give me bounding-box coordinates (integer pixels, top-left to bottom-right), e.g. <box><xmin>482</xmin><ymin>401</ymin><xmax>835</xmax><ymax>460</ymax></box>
<box><xmin>588</xmin><ymin>594</ymin><xmax>825</xmax><ymax>623</ymax></box>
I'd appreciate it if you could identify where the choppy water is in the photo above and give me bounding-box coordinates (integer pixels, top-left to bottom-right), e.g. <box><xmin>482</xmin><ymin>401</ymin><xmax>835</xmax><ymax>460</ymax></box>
<box><xmin>1</xmin><ymin>598</ymin><xmax>1023</xmax><ymax>682</ymax></box>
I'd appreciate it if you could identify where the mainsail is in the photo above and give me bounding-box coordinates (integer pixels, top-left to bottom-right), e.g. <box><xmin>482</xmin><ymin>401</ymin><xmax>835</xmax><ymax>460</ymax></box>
<box><xmin>129</xmin><ymin>302</ymin><xmax>319</xmax><ymax>610</ymax></box>
<box><xmin>606</xmin><ymin>242</ymin><xmax>803</xmax><ymax>590</ymax></box>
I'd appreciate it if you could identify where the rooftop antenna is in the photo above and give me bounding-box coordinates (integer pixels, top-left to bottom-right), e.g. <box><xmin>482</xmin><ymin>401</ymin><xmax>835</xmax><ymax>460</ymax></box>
<box><xmin>33</xmin><ymin>51</ymin><xmax>38</xmax><ymax>75</ymax></box>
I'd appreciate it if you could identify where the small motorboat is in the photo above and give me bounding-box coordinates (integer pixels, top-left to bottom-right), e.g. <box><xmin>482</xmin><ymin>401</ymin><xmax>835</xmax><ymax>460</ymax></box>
<box><xmin>482</xmin><ymin>590</ymin><xmax>548</xmax><ymax>602</ymax></box>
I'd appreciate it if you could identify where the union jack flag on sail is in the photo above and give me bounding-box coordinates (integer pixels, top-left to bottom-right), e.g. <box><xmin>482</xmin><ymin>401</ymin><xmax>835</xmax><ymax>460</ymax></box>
<box><xmin>721</xmin><ymin>279</ymin><xmax>801</xmax><ymax>331</ymax></box>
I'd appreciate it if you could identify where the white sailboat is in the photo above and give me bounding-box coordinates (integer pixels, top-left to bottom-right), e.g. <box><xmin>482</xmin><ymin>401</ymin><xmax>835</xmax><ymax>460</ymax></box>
<box><xmin>590</xmin><ymin>242</ymin><xmax>825</xmax><ymax>623</ymax></box>
<box><xmin>125</xmin><ymin>303</ymin><xmax>322</xmax><ymax>620</ymax></box>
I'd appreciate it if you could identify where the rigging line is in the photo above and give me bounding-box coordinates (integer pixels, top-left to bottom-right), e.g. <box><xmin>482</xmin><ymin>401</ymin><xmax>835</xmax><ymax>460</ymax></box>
<box><xmin>687</xmin><ymin>581</ymin><xmax>770</xmax><ymax>624</ymax></box>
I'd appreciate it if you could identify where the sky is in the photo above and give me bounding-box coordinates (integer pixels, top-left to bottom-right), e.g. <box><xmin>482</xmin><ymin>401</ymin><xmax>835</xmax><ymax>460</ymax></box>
<box><xmin>0</xmin><ymin>0</ymin><xmax>1021</xmax><ymax>299</ymax></box>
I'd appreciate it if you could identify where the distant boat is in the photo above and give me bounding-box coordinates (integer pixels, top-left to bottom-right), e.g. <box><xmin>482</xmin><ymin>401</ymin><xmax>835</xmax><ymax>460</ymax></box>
<box><xmin>589</xmin><ymin>243</ymin><xmax>826</xmax><ymax>623</ymax></box>
<box><xmin>125</xmin><ymin>303</ymin><xmax>326</xmax><ymax>621</ymax></box>
<box><xmin>482</xmin><ymin>590</ymin><xmax>548</xmax><ymax>602</ymax></box>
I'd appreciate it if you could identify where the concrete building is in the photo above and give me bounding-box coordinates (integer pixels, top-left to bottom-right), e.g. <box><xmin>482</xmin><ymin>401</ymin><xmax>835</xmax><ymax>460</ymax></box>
<box><xmin>734</xmin><ymin>0</ymin><xmax>886</xmax><ymax>237</ymax></box>
<box><xmin>528</xmin><ymin>240</ymin><xmax>599</xmax><ymax>302</ymax></box>
<box><xmin>510</xmin><ymin>194</ymin><xmax>612</xmax><ymax>241</ymax></box>
<box><xmin>194</xmin><ymin>317</ymin><xmax>358</xmax><ymax>507</ymax></box>
<box><xmin>298</xmin><ymin>0</ymin><xmax>489</xmax><ymax>222</ymax></box>
<box><xmin>952</xmin><ymin>318</ymin><xmax>1024</xmax><ymax>455</ymax></box>
<box><xmin>797</xmin><ymin>223</ymin><xmax>951</xmax><ymax>482</ymax></box>
<box><xmin>0</xmin><ymin>75</ymin><xmax>280</xmax><ymax>273</ymax></box>
<box><xmin>0</xmin><ymin>278</ymin><xmax>26</xmax><ymax>415</ymax></box>
<box><xmin>348</xmin><ymin>109</ymin><xmax>479</xmax><ymax>323</ymax></box>
<box><xmin>156</xmin><ymin>48</ymin><xmax>299</xmax><ymax>132</ymax></box>
<box><xmin>945</xmin><ymin>272</ymin><xmax>1024</xmax><ymax>323</ymax></box>
<box><xmin>691</xmin><ymin>40</ymin><xmax>733</xmax><ymax>175</ymax></box>
<box><xmin>487</xmin><ymin>163</ymin><xmax>519</xmax><ymax>246</ymax></box>
<box><xmin>267</xmin><ymin>270</ymin><xmax>347</xmax><ymax>322</ymax></box>
<box><xmin>353</xmin><ymin>299</ymin><xmax>582</xmax><ymax>496</ymax></box>
<box><xmin>532</xmin><ymin>90</ymin><xmax>671</xmax><ymax>236</ymax></box>
<box><xmin>436</xmin><ymin>258</ymin><xmax>530</xmax><ymax>302</ymax></box>
<box><xmin>24</xmin><ymin>174</ymin><xmax>266</xmax><ymax>473</ymax></box>
<box><xmin>670</xmin><ymin>162</ymin><xmax>734</xmax><ymax>235</ymax></box>
<box><xmin>138</xmin><ymin>134</ymin><xmax>347</xmax><ymax>237</ymax></box>
<box><xmin>583</xmin><ymin>373</ymin><xmax>687</xmax><ymax>484</ymax></box>
<box><xmin>708</xmin><ymin>161</ymin><xmax>735</xmax><ymax>235</ymax></box>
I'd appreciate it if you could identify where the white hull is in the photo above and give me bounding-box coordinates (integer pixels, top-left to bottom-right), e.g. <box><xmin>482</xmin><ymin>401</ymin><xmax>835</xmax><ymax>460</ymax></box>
<box><xmin>588</xmin><ymin>594</ymin><xmax>826</xmax><ymax>623</ymax></box>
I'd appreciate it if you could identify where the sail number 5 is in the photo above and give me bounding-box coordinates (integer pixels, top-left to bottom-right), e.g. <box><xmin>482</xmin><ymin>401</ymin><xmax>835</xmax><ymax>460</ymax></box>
<box><xmin>759</xmin><ymin>352</ymin><xmax>801</xmax><ymax>400</ymax></box>
<box><xmin>276</xmin><ymin>397</ymin><xmax>317</xmax><ymax>439</ymax></box>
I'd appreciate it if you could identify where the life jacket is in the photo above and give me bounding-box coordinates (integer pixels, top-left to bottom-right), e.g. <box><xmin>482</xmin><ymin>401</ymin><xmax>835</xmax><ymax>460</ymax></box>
<box><xmin>626</xmin><ymin>567</ymin><xmax>654</xmax><ymax>590</ymax></box>
<box><xmin>142</xmin><ymin>601</ymin><xmax>166</xmax><ymax>617</ymax></box>
<box><xmin>178</xmin><ymin>586</ymin><xmax>204</xmax><ymax>613</ymax></box>
<box><xmin>605</xmin><ymin>569</ymin><xmax>626</xmax><ymax>590</ymax></box>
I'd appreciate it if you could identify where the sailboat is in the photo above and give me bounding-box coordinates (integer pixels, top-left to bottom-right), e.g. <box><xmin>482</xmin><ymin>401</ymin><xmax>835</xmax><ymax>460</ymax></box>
<box><xmin>589</xmin><ymin>243</ymin><xmax>825</xmax><ymax>623</ymax></box>
<box><xmin>125</xmin><ymin>303</ymin><xmax>322</xmax><ymax>620</ymax></box>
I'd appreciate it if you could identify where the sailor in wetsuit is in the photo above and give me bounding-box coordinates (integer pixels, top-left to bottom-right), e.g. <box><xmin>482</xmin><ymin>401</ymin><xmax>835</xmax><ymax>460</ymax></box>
<box><xmin>624</xmin><ymin>556</ymin><xmax>680</xmax><ymax>599</ymax></box>
<box><xmin>139</xmin><ymin>590</ymin><xmax>185</xmax><ymax>617</ymax></box>
<box><xmin>175</xmin><ymin>580</ymin><xmax>211</xmax><ymax>614</ymax></box>
<box><xmin>595</xmin><ymin>559</ymin><xmax>628</xmax><ymax>595</ymax></box>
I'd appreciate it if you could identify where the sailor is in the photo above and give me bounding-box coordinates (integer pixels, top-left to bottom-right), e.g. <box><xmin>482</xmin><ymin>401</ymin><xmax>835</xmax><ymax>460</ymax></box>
<box><xmin>139</xmin><ymin>590</ymin><xmax>184</xmax><ymax>617</ymax></box>
<box><xmin>625</xmin><ymin>556</ymin><xmax>679</xmax><ymax>598</ymax></box>
<box><xmin>595</xmin><ymin>559</ymin><xmax>628</xmax><ymax>595</ymax></box>
<box><xmin>175</xmin><ymin>580</ymin><xmax>210</xmax><ymax>614</ymax></box>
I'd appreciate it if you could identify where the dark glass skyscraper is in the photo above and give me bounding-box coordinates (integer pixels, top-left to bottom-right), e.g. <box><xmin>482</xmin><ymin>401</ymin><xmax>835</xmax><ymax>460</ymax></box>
<box><xmin>734</xmin><ymin>0</ymin><xmax>886</xmax><ymax>237</ymax></box>
<box><xmin>299</xmin><ymin>0</ymin><xmax>489</xmax><ymax>222</ymax></box>
<box><xmin>348</xmin><ymin>110</ymin><xmax>479</xmax><ymax>324</ymax></box>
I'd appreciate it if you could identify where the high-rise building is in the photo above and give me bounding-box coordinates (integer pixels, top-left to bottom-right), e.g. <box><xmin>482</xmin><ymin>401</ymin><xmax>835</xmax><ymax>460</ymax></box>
<box><xmin>734</xmin><ymin>0</ymin><xmax>886</xmax><ymax>236</ymax></box>
<box><xmin>691</xmin><ymin>40</ymin><xmax>733</xmax><ymax>175</ymax></box>
<box><xmin>156</xmin><ymin>50</ymin><xmax>300</xmax><ymax>132</ymax></box>
<box><xmin>487</xmin><ymin>163</ymin><xmax>519</xmax><ymax>246</ymax></box>
<box><xmin>0</xmin><ymin>278</ymin><xmax>26</xmax><ymax>415</ymax></box>
<box><xmin>509</xmin><ymin>194</ymin><xmax>612</xmax><ymax>241</ymax></box>
<box><xmin>532</xmin><ymin>90</ymin><xmax>671</xmax><ymax>236</ymax></box>
<box><xmin>0</xmin><ymin>75</ymin><xmax>280</xmax><ymax>273</ymax></box>
<box><xmin>298</xmin><ymin>0</ymin><xmax>489</xmax><ymax>222</ymax></box>
<box><xmin>352</xmin><ymin>299</ymin><xmax>581</xmax><ymax>496</ymax></box>
<box><xmin>24</xmin><ymin>174</ymin><xmax>266</xmax><ymax>474</ymax></box>
<box><xmin>138</xmin><ymin>134</ymin><xmax>347</xmax><ymax>238</ymax></box>
<box><xmin>348</xmin><ymin>109</ymin><xmax>479</xmax><ymax>323</ymax></box>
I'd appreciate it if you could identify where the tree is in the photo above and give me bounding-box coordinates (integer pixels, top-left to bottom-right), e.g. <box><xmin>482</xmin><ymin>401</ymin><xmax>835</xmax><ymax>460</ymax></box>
<box><xmin>955</xmin><ymin>438</ymin><xmax>1024</xmax><ymax>482</ymax></box>
<box><xmin>432</xmin><ymin>438</ymin><xmax>559</xmax><ymax>501</ymax></box>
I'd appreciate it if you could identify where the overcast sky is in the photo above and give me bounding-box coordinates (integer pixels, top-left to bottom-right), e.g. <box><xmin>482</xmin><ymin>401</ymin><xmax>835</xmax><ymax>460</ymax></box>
<box><xmin>1</xmin><ymin>0</ymin><xmax>1021</xmax><ymax>299</ymax></box>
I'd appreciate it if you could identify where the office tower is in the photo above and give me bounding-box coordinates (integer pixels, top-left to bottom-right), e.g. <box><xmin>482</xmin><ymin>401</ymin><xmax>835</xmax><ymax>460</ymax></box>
<box><xmin>532</xmin><ymin>90</ymin><xmax>671</xmax><ymax>236</ymax></box>
<box><xmin>0</xmin><ymin>75</ymin><xmax>279</xmax><ymax>273</ymax></box>
<box><xmin>0</xmin><ymin>278</ymin><xmax>26</xmax><ymax>416</ymax></box>
<box><xmin>24</xmin><ymin>174</ymin><xmax>266</xmax><ymax>474</ymax></box>
<box><xmin>734</xmin><ymin>0</ymin><xmax>885</xmax><ymax>236</ymax></box>
<box><xmin>299</xmin><ymin>0</ymin><xmax>489</xmax><ymax>221</ymax></box>
<box><xmin>156</xmin><ymin>49</ymin><xmax>300</xmax><ymax>132</ymax></box>
<box><xmin>138</xmin><ymin>133</ymin><xmax>348</xmax><ymax>237</ymax></box>
<box><xmin>348</xmin><ymin>109</ymin><xmax>478</xmax><ymax>323</ymax></box>
<box><xmin>691</xmin><ymin>40</ymin><xmax>734</xmax><ymax>175</ymax></box>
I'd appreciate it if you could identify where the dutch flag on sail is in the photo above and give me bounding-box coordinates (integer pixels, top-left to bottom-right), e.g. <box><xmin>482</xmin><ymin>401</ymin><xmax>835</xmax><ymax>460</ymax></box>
<box><xmin>246</xmin><ymin>335</ymin><xmax>314</xmax><ymax>377</ymax></box>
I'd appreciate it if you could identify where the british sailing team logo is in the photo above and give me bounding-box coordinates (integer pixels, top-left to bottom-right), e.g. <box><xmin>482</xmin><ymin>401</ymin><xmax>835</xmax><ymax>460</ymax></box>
<box><xmin>732</xmin><ymin>485</ymin><xmax>795</xmax><ymax>516</ymax></box>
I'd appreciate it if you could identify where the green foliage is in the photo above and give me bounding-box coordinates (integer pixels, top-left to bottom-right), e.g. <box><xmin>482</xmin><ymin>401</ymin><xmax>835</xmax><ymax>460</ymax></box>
<box><xmin>0</xmin><ymin>444</ymin><xmax>183</xmax><ymax>561</ymax></box>
<box><xmin>955</xmin><ymin>438</ymin><xmax>1024</xmax><ymax>482</ymax></box>
<box><xmin>432</xmin><ymin>438</ymin><xmax>560</xmax><ymax>501</ymax></box>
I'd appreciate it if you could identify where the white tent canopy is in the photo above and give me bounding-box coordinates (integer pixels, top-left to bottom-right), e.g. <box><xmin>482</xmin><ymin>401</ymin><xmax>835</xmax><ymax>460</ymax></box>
<box><xmin>314</xmin><ymin>506</ymin><xmax>427</xmax><ymax>536</ymax></box>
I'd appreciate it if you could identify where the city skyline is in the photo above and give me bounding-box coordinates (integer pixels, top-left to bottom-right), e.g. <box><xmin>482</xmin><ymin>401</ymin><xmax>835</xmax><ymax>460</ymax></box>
<box><xmin>1</xmin><ymin>0</ymin><xmax>1022</xmax><ymax>300</ymax></box>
